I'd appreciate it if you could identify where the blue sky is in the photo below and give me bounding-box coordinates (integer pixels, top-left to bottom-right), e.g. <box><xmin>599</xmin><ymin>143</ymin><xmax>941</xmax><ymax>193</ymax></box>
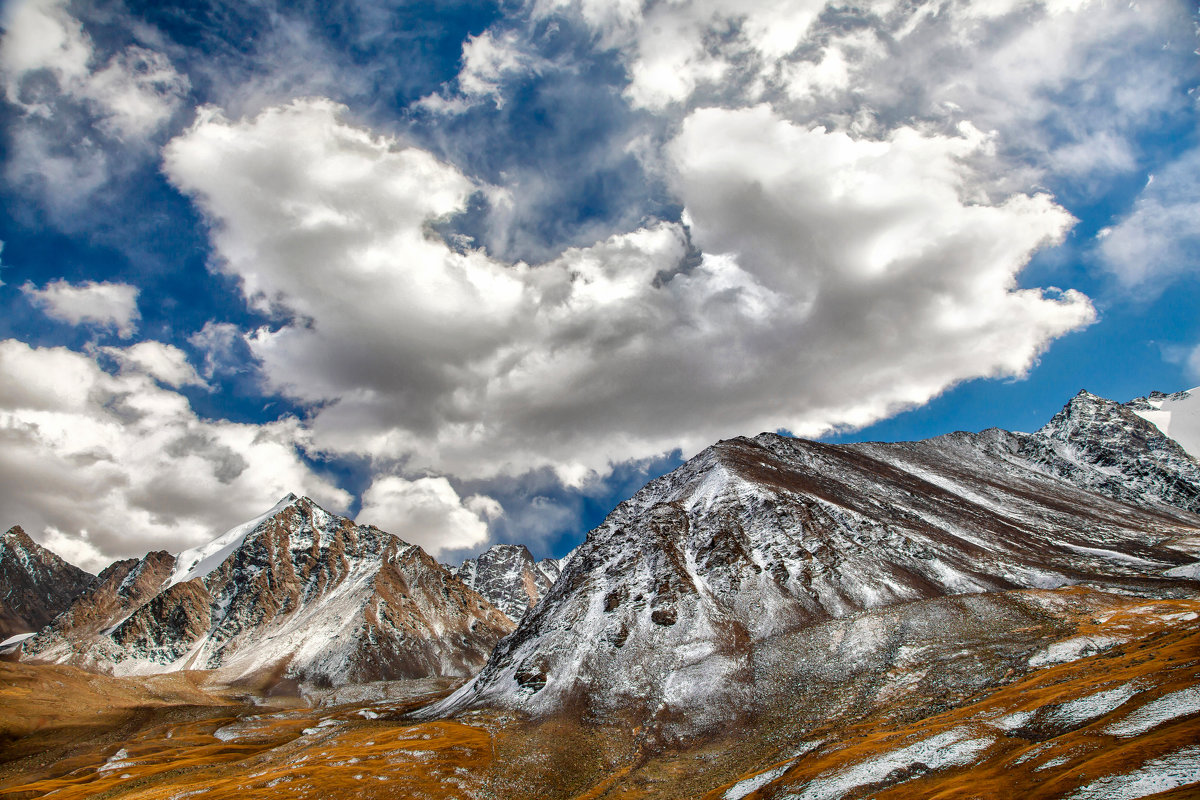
<box><xmin>0</xmin><ymin>0</ymin><xmax>1197</xmax><ymax>571</ymax></box>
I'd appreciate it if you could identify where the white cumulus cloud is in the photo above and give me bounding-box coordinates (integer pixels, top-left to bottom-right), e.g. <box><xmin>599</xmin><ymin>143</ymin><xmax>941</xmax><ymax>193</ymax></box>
<box><xmin>21</xmin><ymin>278</ymin><xmax>141</xmax><ymax>338</ymax></box>
<box><xmin>0</xmin><ymin>339</ymin><xmax>350</xmax><ymax>571</ymax></box>
<box><xmin>358</xmin><ymin>476</ymin><xmax>496</xmax><ymax>555</ymax></box>
<box><xmin>100</xmin><ymin>341</ymin><xmax>207</xmax><ymax>389</ymax></box>
<box><xmin>162</xmin><ymin>98</ymin><xmax>1093</xmax><ymax>496</ymax></box>
<box><xmin>0</xmin><ymin>0</ymin><xmax>188</xmax><ymax>217</ymax></box>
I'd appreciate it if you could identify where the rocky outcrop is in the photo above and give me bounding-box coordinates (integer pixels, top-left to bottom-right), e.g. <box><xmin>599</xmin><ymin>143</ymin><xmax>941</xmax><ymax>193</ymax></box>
<box><xmin>1013</xmin><ymin>389</ymin><xmax>1200</xmax><ymax>512</ymax></box>
<box><xmin>0</xmin><ymin>526</ymin><xmax>94</xmax><ymax>641</ymax></box>
<box><xmin>21</xmin><ymin>496</ymin><xmax>514</xmax><ymax>685</ymax></box>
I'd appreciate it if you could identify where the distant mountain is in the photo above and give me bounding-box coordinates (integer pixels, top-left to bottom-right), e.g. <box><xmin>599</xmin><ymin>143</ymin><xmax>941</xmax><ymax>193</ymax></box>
<box><xmin>0</xmin><ymin>526</ymin><xmax>94</xmax><ymax>642</ymax></box>
<box><xmin>1016</xmin><ymin>389</ymin><xmax>1200</xmax><ymax>512</ymax></box>
<box><xmin>20</xmin><ymin>495</ymin><xmax>514</xmax><ymax>686</ymax></box>
<box><xmin>454</xmin><ymin>544</ymin><xmax>574</xmax><ymax>621</ymax></box>
<box><xmin>19</xmin><ymin>550</ymin><xmax>177</xmax><ymax>665</ymax></box>
<box><xmin>1127</xmin><ymin>386</ymin><xmax>1200</xmax><ymax>459</ymax></box>
<box><xmin>427</xmin><ymin>390</ymin><xmax>1200</xmax><ymax>734</ymax></box>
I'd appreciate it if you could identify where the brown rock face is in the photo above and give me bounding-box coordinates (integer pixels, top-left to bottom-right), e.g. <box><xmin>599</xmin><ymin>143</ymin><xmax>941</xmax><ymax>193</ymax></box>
<box><xmin>0</xmin><ymin>526</ymin><xmax>94</xmax><ymax>640</ymax></box>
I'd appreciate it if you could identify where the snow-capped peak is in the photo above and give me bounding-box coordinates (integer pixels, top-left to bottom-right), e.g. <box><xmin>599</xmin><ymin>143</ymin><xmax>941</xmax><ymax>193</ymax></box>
<box><xmin>164</xmin><ymin>493</ymin><xmax>300</xmax><ymax>590</ymax></box>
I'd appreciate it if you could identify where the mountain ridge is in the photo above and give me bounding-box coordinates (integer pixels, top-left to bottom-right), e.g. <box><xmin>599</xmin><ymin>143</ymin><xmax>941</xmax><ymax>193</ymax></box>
<box><xmin>424</xmin><ymin>389</ymin><xmax>1200</xmax><ymax>733</ymax></box>
<box><xmin>16</xmin><ymin>495</ymin><xmax>514</xmax><ymax>686</ymax></box>
<box><xmin>0</xmin><ymin>525</ymin><xmax>95</xmax><ymax>642</ymax></box>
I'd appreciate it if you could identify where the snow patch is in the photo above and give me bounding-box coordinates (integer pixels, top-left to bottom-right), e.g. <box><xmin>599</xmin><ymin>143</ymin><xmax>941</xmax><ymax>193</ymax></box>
<box><xmin>1029</xmin><ymin>636</ymin><xmax>1122</xmax><ymax>668</ymax></box>
<box><xmin>1068</xmin><ymin>745</ymin><xmax>1200</xmax><ymax>799</ymax></box>
<box><xmin>1129</xmin><ymin>388</ymin><xmax>1200</xmax><ymax>459</ymax></box>
<box><xmin>785</xmin><ymin>728</ymin><xmax>993</xmax><ymax>800</ymax></box>
<box><xmin>1106</xmin><ymin>686</ymin><xmax>1200</xmax><ymax>737</ymax></box>
<box><xmin>0</xmin><ymin>631</ymin><xmax>35</xmax><ymax>649</ymax></box>
<box><xmin>1164</xmin><ymin>562</ymin><xmax>1200</xmax><ymax>579</ymax></box>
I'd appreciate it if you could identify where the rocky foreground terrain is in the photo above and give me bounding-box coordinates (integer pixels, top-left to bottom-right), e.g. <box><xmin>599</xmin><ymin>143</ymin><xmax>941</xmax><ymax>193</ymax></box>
<box><xmin>0</xmin><ymin>388</ymin><xmax>1198</xmax><ymax>799</ymax></box>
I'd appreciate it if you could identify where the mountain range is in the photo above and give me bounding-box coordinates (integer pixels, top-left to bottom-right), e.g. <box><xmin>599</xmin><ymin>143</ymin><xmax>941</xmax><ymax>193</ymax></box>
<box><xmin>2</xmin><ymin>386</ymin><xmax>1199</xmax><ymax>798</ymax></box>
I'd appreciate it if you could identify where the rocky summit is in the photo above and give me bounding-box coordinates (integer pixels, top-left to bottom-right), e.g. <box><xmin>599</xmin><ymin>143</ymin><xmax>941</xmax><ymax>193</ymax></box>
<box><xmin>18</xmin><ymin>495</ymin><xmax>514</xmax><ymax>686</ymax></box>
<box><xmin>454</xmin><ymin>543</ymin><xmax>573</xmax><ymax>621</ymax></box>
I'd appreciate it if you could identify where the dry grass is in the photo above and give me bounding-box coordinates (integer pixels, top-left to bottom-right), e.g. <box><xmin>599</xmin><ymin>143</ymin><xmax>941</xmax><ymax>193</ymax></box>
<box><xmin>1</xmin><ymin>587</ymin><xmax>1197</xmax><ymax>800</ymax></box>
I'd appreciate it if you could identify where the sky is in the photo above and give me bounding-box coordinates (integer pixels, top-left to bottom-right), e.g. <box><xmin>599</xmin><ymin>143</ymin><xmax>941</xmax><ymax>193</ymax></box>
<box><xmin>0</xmin><ymin>0</ymin><xmax>1197</xmax><ymax>573</ymax></box>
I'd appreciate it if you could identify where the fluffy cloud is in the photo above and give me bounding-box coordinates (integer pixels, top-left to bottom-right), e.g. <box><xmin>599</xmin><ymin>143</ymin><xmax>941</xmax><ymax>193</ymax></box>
<box><xmin>357</xmin><ymin>476</ymin><xmax>497</xmax><ymax>555</ymax></box>
<box><xmin>163</xmin><ymin>98</ymin><xmax>1092</xmax><ymax>495</ymax></box>
<box><xmin>0</xmin><ymin>339</ymin><xmax>350</xmax><ymax>571</ymax></box>
<box><xmin>527</xmin><ymin>0</ymin><xmax>1192</xmax><ymax>193</ymax></box>
<box><xmin>0</xmin><ymin>0</ymin><xmax>187</xmax><ymax>216</ymax></box>
<box><xmin>0</xmin><ymin>0</ymin><xmax>187</xmax><ymax>135</ymax></box>
<box><xmin>418</xmin><ymin>30</ymin><xmax>542</xmax><ymax>113</ymax></box>
<box><xmin>21</xmin><ymin>278</ymin><xmax>141</xmax><ymax>338</ymax></box>
<box><xmin>100</xmin><ymin>341</ymin><xmax>207</xmax><ymax>389</ymax></box>
<box><xmin>1097</xmin><ymin>147</ymin><xmax>1200</xmax><ymax>291</ymax></box>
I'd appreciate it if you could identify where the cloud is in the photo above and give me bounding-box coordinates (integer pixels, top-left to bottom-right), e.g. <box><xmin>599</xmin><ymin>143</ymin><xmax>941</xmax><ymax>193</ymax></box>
<box><xmin>0</xmin><ymin>0</ymin><xmax>187</xmax><ymax>135</ymax></box>
<box><xmin>162</xmin><ymin>98</ymin><xmax>1092</xmax><ymax>496</ymax></box>
<box><xmin>357</xmin><ymin>476</ymin><xmax>496</xmax><ymax>555</ymax></box>
<box><xmin>0</xmin><ymin>338</ymin><xmax>350</xmax><ymax>571</ymax></box>
<box><xmin>188</xmin><ymin>321</ymin><xmax>252</xmax><ymax>380</ymax></box>
<box><xmin>417</xmin><ymin>30</ymin><xmax>543</xmax><ymax>114</ymax></box>
<box><xmin>21</xmin><ymin>278</ymin><xmax>141</xmax><ymax>338</ymax></box>
<box><xmin>1097</xmin><ymin>147</ymin><xmax>1200</xmax><ymax>291</ymax></box>
<box><xmin>0</xmin><ymin>0</ymin><xmax>187</xmax><ymax>218</ymax></box>
<box><xmin>527</xmin><ymin>0</ymin><xmax>1193</xmax><ymax>194</ymax></box>
<box><xmin>99</xmin><ymin>341</ymin><xmax>207</xmax><ymax>388</ymax></box>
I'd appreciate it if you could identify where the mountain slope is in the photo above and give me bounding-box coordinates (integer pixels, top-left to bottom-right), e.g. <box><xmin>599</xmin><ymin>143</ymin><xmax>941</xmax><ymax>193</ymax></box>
<box><xmin>0</xmin><ymin>526</ymin><xmax>94</xmax><ymax>642</ymax></box>
<box><xmin>20</xmin><ymin>496</ymin><xmax>514</xmax><ymax>685</ymax></box>
<box><xmin>1015</xmin><ymin>389</ymin><xmax>1200</xmax><ymax>512</ymax></box>
<box><xmin>427</xmin><ymin>390</ymin><xmax>1200</xmax><ymax>733</ymax></box>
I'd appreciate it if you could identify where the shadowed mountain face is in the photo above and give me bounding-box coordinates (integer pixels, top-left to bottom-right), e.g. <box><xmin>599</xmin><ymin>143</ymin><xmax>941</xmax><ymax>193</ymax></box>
<box><xmin>430</xmin><ymin>391</ymin><xmax>1200</xmax><ymax>734</ymax></box>
<box><xmin>19</xmin><ymin>496</ymin><xmax>514</xmax><ymax>685</ymax></box>
<box><xmin>0</xmin><ymin>526</ymin><xmax>94</xmax><ymax>641</ymax></box>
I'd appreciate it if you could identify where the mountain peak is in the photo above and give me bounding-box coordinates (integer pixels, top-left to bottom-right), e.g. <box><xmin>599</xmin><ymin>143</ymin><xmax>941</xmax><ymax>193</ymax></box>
<box><xmin>0</xmin><ymin>524</ymin><xmax>95</xmax><ymax>640</ymax></box>
<box><xmin>3</xmin><ymin>525</ymin><xmax>31</xmax><ymax>545</ymax></box>
<box><xmin>164</xmin><ymin>494</ymin><xmax>318</xmax><ymax>590</ymax></box>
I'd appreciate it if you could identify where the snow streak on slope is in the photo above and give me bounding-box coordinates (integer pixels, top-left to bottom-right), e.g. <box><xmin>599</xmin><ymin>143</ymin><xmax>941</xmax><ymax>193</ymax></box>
<box><xmin>165</xmin><ymin>494</ymin><xmax>298</xmax><ymax>589</ymax></box>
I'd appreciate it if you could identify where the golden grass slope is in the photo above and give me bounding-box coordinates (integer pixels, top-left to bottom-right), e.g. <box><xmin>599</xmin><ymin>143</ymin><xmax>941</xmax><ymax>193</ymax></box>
<box><xmin>0</xmin><ymin>586</ymin><xmax>1197</xmax><ymax>800</ymax></box>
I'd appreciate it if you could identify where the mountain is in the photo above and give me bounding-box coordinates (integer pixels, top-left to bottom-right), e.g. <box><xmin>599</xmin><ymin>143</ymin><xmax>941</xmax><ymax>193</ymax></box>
<box><xmin>454</xmin><ymin>544</ymin><xmax>574</xmax><ymax>621</ymax></box>
<box><xmin>1015</xmin><ymin>389</ymin><xmax>1200</xmax><ymax>512</ymax></box>
<box><xmin>18</xmin><ymin>549</ymin><xmax>177</xmax><ymax>663</ymax></box>
<box><xmin>1127</xmin><ymin>386</ymin><xmax>1200</xmax><ymax>459</ymax></box>
<box><xmin>0</xmin><ymin>526</ymin><xmax>94</xmax><ymax>643</ymax></box>
<box><xmin>427</xmin><ymin>390</ymin><xmax>1200</xmax><ymax>737</ymax></box>
<box><xmin>19</xmin><ymin>495</ymin><xmax>514</xmax><ymax>686</ymax></box>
